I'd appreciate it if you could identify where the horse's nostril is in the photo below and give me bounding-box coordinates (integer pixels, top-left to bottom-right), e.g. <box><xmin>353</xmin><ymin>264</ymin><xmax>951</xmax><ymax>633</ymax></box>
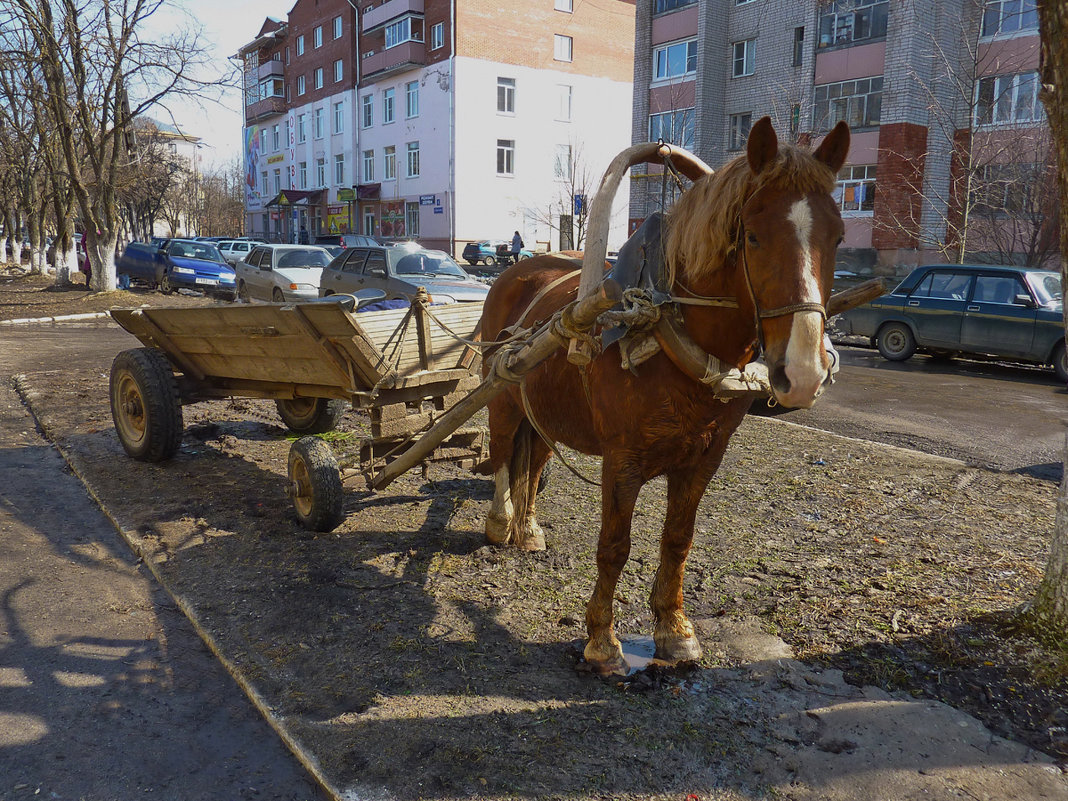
<box><xmin>769</xmin><ymin>363</ymin><xmax>790</xmax><ymax>394</ymax></box>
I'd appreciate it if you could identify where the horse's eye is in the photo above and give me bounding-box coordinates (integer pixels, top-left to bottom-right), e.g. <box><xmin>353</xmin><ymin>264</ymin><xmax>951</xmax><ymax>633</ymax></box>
<box><xmin>746</xmin><ymin>232</ymin><xmax>758</xmax><ymax>247</ymax></box>
<box><xmin>836</xmin><ymin>235</ymin><xmax>844</xmax><ymax>246</ymax></box>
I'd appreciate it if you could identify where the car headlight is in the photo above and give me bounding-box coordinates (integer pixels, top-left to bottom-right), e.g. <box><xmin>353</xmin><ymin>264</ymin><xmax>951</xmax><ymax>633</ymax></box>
<box><xmin>219</xmin><ymin>274</ymin><xmax>235</xmax><ymax>283</ymax></box>
<box><xmin>172</xmin><ymin>266</ymin><xmax>194</xmax><ymax>275</ymax></box>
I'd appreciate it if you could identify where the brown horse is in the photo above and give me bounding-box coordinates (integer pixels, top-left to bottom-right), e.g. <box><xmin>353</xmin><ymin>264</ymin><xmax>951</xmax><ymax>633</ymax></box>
<box><xmin>480</xmin><ymin>117</ymin><xmax>850</xmax><ymax>673</ymax></box>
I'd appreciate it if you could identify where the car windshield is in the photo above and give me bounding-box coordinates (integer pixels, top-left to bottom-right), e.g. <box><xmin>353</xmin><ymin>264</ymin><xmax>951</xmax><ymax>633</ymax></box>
<box><xmin>277</xmin><ymin>248</ymin><xmax>332</xmax><ymax>268</ymax></box>
<box><xmin>1025</xmin><ymin>271</ymin><xmax>1062</xmax><ymax>307</ymax></box>
<box><xmin>394</xmin><ymin>251</ymin><xmax>467</xmax><ymax>278</ymax></box>
<box><xmin>170</xmin><ymin>242</ymin><xmax>223</xmax><ymax>261</ymax></box>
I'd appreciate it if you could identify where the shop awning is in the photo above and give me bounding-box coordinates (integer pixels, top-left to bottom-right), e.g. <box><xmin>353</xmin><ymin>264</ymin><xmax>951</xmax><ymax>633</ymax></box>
<box><xmin>265</xmin><ymin>189</ymin><xmax>324</xmax><ymax>207</ymax></box>
<box><xmin>356</xmin><ymin>183</ymin><xmax>381</xmax><ymax>200</ymax></box>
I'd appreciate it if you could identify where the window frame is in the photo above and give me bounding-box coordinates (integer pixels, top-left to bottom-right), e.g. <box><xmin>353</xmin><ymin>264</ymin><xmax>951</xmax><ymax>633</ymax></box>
<box><xmin>496</xmin><ymin>139</ymin><xmax>515</xmax><ymax>176</ymax></box>
<box><xmin>981</xmin><ymin>0</ymin><xmax>1038</xmax><ymax>37</ymax></box>
<box><xmin>406</xmin><ymin>141</ymin><xmax>420</xmax><ymax>178</ymax></box>
<box><xmin>313</xmin><ymin>67</ymin><xmax>324</xmax><ymax>90</ymax></box>
<box><xmin>813</xmin><ymin>76</ymin><xmax>883</xmax><ymax>130</ymax></box>
<box><xmin>653</xmin><ymin>0</ymin><xmax>696</xmax><ymax>14</ymax></box>
<box><xmin>555</xmin><ymin>0</ymin><xmax>573</xmax><ymax>10</ymax></box>
<box><xmin>296</xmin><ymin>74</ymin><xmax>306</xmax><ymax>96</ymax></box>
<box><xmin>383</xmin><ymin>145</ymin><xmax>396</xmax><ymax>180</ymax></box>
<box><xmin>728</xmin><ymin>112</ymin><xmax>752</xmax><ymax>151</ymax></box>
<box><xmin>406</xmin><ymin>80</ymin><xmax>420</xmax><ymax>118</ymax></box>
<box><xmin>497</xmin><ymin>77</ymin><xmax>516</xmax><ymax>114</ymax></box>
<box><xmin>316</xmin><ymin>157</ymin><xmax>326</xmax><ymax>188</ymax></box>
<box><xmin>362</xmin><ymin>149</ymin><xmax>374</xmax><ymax>183</ymax></box>
<box><xmin>334</xmin><ymin>153</ymin><xmax>345</xmax><ymax>185</ymax></box>
<box><xmin>732</xmin><ymin>38</ymin><xmax>755</xmax><ymax>78</ymax></box>
<box><xmin>405</xmin><ymin>202</ymin><xmax>420</xmax><ymax>237</ymax></box>
<box><xmin>833</xmin><ymin>164</ymin><xmax>877</xmax><ymax>216</ymax></box>
<box><xmin>817</xmin><ymin>0</ymin><xmax>889</xmax><ymax>49</ymax></box>
<box><xmin>296</xmin><ymin>34</ymin><xmax>304</xmax><ymax>56</ymax></box>
<box><xmin>975</xmin><ymin>71</ymin><xmax>1044</xmax><ymax>126</ymax></box>
<box><xmin>383</xmin><ymin>88</ymin><xmax>395</xmax><ymax>124</ymax></box>
<box><xmin>334</xmin><ymin>58</ymin><xmax>343</xmax><ymax>83</ymax></box>
<box><xmin>556</xmin><ymin>84</ymin><xmax>573</xmax><ymax>122</ymax></box>
<box><xmin>333</xmin><ymin>15</ymin><xmax>343</xmax><ymax>40</ymax></box>
<box><xmin>431</xmin><ymin>22</ymin><xmax>444</xmax><ymax>49</ymax></box>
<box><xmin>333</xmin><ymin>101</ymin><xmax>344</xmax><ymax>134</ymax></box>
<box><xmin>553</xmin><ymin>34</ymin><xmax>573</xmax><ymax>63</ymax></box>
<box><xmin>314</xmin><ymin>107</ymin><xmax>324</xmax><ymax>139</ymax></box>
<box><xmin>297</xmin><ymin>113</ymin><xmax>306</xmax><ymax>143</ymax></box>
<box><xmin>361</xmin><ymin>94</ymin><xmax>373</xmax><ymax>129</ymax></box>
<box><xmin>648</xmin><ymin>107</ymin><xmax>696</xmax><ymax>151</ymax></box>
<box><xmin>299</xmin><ymin>161</ymin><xmax>308</xmax><ymax>189</ymax></box>
<box><xmin>313</xmin><ymin>25</ymin><xmax>322</xmax><ymax>48</ymax></box>
<box><xmin>653</xmin><ymin>38</ymin><xmax>697</xmax><ymax>82</ymax></box>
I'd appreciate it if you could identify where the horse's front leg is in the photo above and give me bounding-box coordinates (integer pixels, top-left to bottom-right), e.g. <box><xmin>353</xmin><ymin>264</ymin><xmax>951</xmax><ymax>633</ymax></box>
<box><xmin>651</xmin><ymin>434</ymin><xmax>737</xmax><ymax>662</ymax></box>
<box><xmin>584</xmin><ymin>451</ymin><xmax>642</xmax><ymax>672</ymax></box>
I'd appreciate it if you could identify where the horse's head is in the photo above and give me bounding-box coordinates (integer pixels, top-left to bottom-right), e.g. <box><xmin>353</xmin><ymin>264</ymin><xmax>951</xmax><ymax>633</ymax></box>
<box><xmin>739</xmin><ymin>117</ymin><xmax>849</xmax><ymax>409</ymax></box>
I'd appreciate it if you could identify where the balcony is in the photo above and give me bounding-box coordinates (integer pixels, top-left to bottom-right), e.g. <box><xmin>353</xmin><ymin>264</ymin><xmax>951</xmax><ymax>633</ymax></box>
<box><xmin>363</xmin><ymin>0</ymin><xmax>424</xmax><ymax>33</ymax></box>
<box><xmin>257</xmin><ymin>59</ymin><xmax>285</xmax><ymax>81</ymax></box>
<box><xmin>245</xmin><ymin>96</ymin><xmax>286</xmax><ymax>123</ymax></box>
<box><xmin>361</xmin><ymin>41</ymin><xmax>426</xmax><ymax>79</ymax></box>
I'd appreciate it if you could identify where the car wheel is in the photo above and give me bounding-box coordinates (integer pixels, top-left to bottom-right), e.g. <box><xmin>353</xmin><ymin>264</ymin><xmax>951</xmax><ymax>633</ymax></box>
<box><xmin>272</xmin><ymin>287</ymin><xmax>285</xmax><ymax>303</ymax></box>
<box><xmin>275</xmin><ymin>397</ymin><xmax>348</xmax><ymax>434</ymax></box>
<box><xmin>876</xmin><ymin>322</ymin><xmax>916</xmax><ymax>362</ymax></box>
<box><xmin>466</xmin><ymin>259</ymin><xmax>478</xmax><ymax>266</ymax></box>
<box><xmin>482</xmin><ymin>255</ymin><xmax>496</xmax><ymax>266</ymax></box>
<box><xmin>1053</xmin><ymin>341</ymin><xmax>1068</xmax><ymax>384</ymax></box>
<box><xmin>159</xmin><ymin>273</ymin><xmax>174</xmax><ymax>295</ymax></box>
<box><xmin>109</xmin><ymin>348</ymin><xmax>184</xmax><ymax>462</ymax></box>
<box><xmin>237</xmin><ymin>281</ymin><xmax>250</xmax><ymax>301</ymax></box>
<box><xmin>288</xmin><ymin>436</ymin><xmax>344</xmax><ymax>532</ymax></box>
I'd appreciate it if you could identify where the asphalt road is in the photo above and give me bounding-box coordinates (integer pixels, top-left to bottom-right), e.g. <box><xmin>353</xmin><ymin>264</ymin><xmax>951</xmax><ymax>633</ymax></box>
<box><xmin>776</xmin><ymin>343</ymin><xmax>1068</xmax><ymax>481</ymax></box>
<box><xmin>0</xmin><ymin>321</ymin><xmax>323</xmax><ymax>800</ymax></box>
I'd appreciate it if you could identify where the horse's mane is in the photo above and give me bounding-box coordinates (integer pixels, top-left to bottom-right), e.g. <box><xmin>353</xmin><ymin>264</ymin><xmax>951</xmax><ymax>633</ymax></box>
<box><xmin>664</xmin><ymin>144</ymin><xmax>838</xmax><ymax>283</ymax></box>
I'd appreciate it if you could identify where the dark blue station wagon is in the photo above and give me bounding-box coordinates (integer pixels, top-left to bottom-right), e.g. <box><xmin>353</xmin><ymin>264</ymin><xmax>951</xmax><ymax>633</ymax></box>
<box><xmin>837</xmin><ymin>264</ymin><xmax>1066</xmax><ymax>382</ymax></box>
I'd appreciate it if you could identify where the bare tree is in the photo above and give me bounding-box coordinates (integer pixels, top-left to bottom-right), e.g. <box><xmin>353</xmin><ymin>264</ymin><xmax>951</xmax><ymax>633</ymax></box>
<box><xmin>525</xmin><ymin>139</ymin><xmax>597</xmax><ymax>251</ymax></box>
<box><xmin>119</xmin><ymin>121</ymin><xmax>187</xmax><ymax>241</ymax></box>
<box><xmin>1029</xmin><ymin>0</ymin><xmax>1068</xmax><ymax>634</ymax></box>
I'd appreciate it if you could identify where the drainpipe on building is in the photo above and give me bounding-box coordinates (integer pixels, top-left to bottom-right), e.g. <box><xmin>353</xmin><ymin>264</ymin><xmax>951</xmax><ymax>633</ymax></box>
<box><xmin>449</xmin><ymin>0</ymin><xmax>456</xmax><ymax>257</ymax></box>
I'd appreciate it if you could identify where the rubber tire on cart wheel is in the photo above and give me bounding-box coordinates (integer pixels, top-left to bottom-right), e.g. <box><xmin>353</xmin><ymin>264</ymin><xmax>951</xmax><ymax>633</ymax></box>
<box><xmin>272</xmin><ymin>287</ymin><xmax>285</xmax><ymax>303</ymax></box>
<box><xmin>482</xmin><ymin>255</ymin><xmax>496</xmax><ymax>266</ymax></box>
<box><xmin>1053</xmin><ymin>341</ymin><xmax>1068</xmax><ymax>383</ymax></box>
<box><xmin>289</xmin><ymin>436</ymin><xmax>343</xmax><ymax>532</ymax></box>
<box><xmin>159</xmin><ymin>273</ymin><xmax>174</xmax><ymax>295</ymax></box>
<box><xmin>275</xmin><ymin>397</ymin><xmax>348</xmax><ymax>434</ymax></box>
<box><xmin>876</xmin><ymin>322</ymin><xmax>916</xmax><ymax>362</ymax></box>
<box><xmin>109</xmin><ymin>348</ymin><xmax>184</xmax><ymax>462</ymax></box>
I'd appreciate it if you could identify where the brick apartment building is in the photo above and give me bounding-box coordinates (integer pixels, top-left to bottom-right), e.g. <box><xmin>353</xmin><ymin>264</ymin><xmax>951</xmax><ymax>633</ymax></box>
<box><xmin>630</xmin><ymin>0</ymin><xmax>1055</xmax><ymax>275</ymax></box>
<box><xmin>238</xmin><ymin>0</ymin><xmax>636</xmax><ymax>255</ymax></box>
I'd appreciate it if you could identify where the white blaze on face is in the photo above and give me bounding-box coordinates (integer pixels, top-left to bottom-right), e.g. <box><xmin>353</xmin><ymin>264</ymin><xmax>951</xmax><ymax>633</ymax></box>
<box><xmin>782</xmin><ymin>198</ymin><xmax>827</xmax><ymax>406</ymax></box>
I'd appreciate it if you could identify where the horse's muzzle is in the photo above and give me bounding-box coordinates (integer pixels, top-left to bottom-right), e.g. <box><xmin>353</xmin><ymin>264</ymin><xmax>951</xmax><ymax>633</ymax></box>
<box><xmin>768</xmin><ymin>335</ymin><xmax>838</xmax><ymax>409</ymax></box>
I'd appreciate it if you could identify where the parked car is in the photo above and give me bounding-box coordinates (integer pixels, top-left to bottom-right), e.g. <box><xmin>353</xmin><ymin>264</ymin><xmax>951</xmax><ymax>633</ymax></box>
<box><xmin>116</xmin><ymin>238</ymin><xmax>236</xmax><ymax>298</ymax></box>
<box><xmin>218</xmin><ymin>239</ymin><xmax>258</xmax><ymax>266</ymax></box>
<box><xmin>313</xmin><ymin>233</ymin><xmax>380</xmax><ymax>249</ymax></box>
<box><xmin>234</xmin><ymin>244</ymin><xmax>333</xmax><ymax>302</ymax></box>
<box><xmin>461</xmin><ymin>240</ymin><xmax>533</xmax><ymax>267</ymax></box>
<box><xmin>46</xmin><ymin>233</ymin><xmax>89</xmax><ymax>274</ymax></box>
<box><xmin>836</xmin><ymin>263</ymin><xmax>1067</xmax><ymax>381</ymax></box>
<box><xmin>318</xmin><ymin>243</ymin><xmax>490</xmax><ymax>304</ymax></box>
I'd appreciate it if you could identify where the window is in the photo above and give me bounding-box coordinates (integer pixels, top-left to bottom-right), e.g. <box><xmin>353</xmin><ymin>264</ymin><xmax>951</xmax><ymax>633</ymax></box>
<box><xmin>736</xmin><ymin>0</ymin><xmax>756</xmax><ymax>4</ymax></box>
<box><xmin>296</xmin><ymin>34</ymin><xmax>305</xmax><ymax>55</ymax></box>
<box><xmin>361</xmin><ymin>94</ymin><xmax>373</xmax><ymax>128</ymax></box>
<box><xmin>385</xmin><ymin>16</ymin><xmax>422</xmax><ymax>48</ymax></box>
<box><xmin>314</xmin><ymin>25</ymin><xmax>322</xmax><ymax>48</ymax></box>
<box><xmin>555</xmin><ymin>0</ymin><xmax>573</xmax><ymax>10</ymax></box>
<box><xmin>813</xmin><ymin>76</ymin><xmax>883</xmax><ymax>129</ymax></box>
<box><xmin>818</xmin><ymin>1</ymin><xmax>888</xmax><ymax>48</ymax></box>
<box><xmin>793</xmin><ymin>26</ymin><xmax>805</xmax><ymax>67</ymax></box>
<box><xmin>911</xmin><ymin>270</ymin><xmax>973</xmax><ymax>300</ymax></box>
<box><xmin>273</xmin><ymin>168</ymin><xmax>281</xmax><ymax>193</ymax></box>
<box><xmin>406</xmin><ymin>81</ymin><xmax>419</xmax><ymax>117</ymax></box>
<box><xmin>556</xmin><ymin>84</ymin><xmax>572</xmax><ymax>121</ymax></box>
<box><xmin>284</xmin><ymin>119</ymin><xmax>290</xmax><ymax>146</ymax></box>
<box><xmin>383</xmin><ymin>88</ymin><xmax>395</xmax><ymax>123</ymax></box>
<box><xmin>316</xmin><ymin>157</ymin><xmax>326</xmax><ymax>188</ymax></box>
<box><xmin>260</xmin><ymin>130</ymin><xmax>267</xmax><ymax>152</ymax></box>
<box><xmin>554</xmin><ymin>34</ymin><xmax>573</xmax><ymax>62</ymax></box>
<box><xmin>976</xmin><ymin>72</ymin><xmax>1043</xmax><ymax>125</ymax></box>
<box><xmin>982</xmin><ymin>0</ymin><xmax>1038</xmax><ymax>36</ymax></box>
<box><xmin>431</xmin><ymin>22</ymin><xmax>444</xmax><ymax>49</ymax></box>
<box><xmin>554</xmin><ymin>144</ymin><xmax>572</xmax><ymax>179</ymax></box>
<box><xmin>497</xmin><ymin>139</ymin><xmax>515</xmax><ymax>175</ymax></box>
<box><xmin>334</xmin><ymin>154</ymin><xmax>345</xmax><ymax>185</ymax></box>
<box><xmin>299</xmin><ymin>161</ymin><xmax>308</xmax><ymax>189</ymax></box>
<box><xmin>333</xmin><ymin>15</ymin><xmax>343</xmax><ymax>39</ymax></box>
<box><xmin>406</xmin><ymin>141</ymin><xmax>420</xmax><ymax>177</ymax></box>
<box><xmin>297</xmin><ymin>113</ymin><xmax>306</xmax><ymax>143</ymax></box>
<box><xmin>272</xmin><ymin>124</ymin><xmax>280</xmax><ymax>150</ymax></box>
<box><xmin>653</xmin><ymin>39</ymin><xmax>697</xmax><ymax>81</ymax></box>
<box><xmin>833</xmin><ymin>165</ymin><xmax>876</xmax><ymax>214</ymax></box>
<box><xmin>728</xmin><ymin>113</ymin><xmax>751</xmax><ymax>150</ymax></box>
<box><xmin>334</xmin><ymin>59</ymin><xmax>343</xmax><ymax>82</ymax></box>
<box><xmin>314</xmin><ymin>107</ymin><xmax>324</xmax><ymax>138</ymax></box>
<box><xmin>384</xmin><ymin>146</ymin><xmax>396</xmax><ymax>180</ymax></box>
<box><xmin>363</xmin><ymin>210</ymin><xmax>376</xmax><ymax>236</ymax></box>
<box><xmin>297</xmin><ymin>74</ymin><xmax>306</xmax><ymax>95</ymax></box>
<box><xmin>971</xmin><ymin>163</ymin><xmax>1042</xmax><ymax>214</ymax></box>
<box><xmin>497</xmin><ymin>77</ymin><xmax>515</xmax><ymax>113</ymax></box>
<box><xmin>732</xmin><ymin>39</ymin><xmax>755</xmax><ymax>77</ymax></box>
<box><xmin>314</xmin><ymin>67</ymin><xmax>324</xmax><ymax>90</ymax></box>
<box><xmin>261</xmin><ymin>171</ymin><xmax>268</xmax><ymax>195</ymax></box>
<box><xmin>334</xmin><ymin>102</ymin><xmax>344</xmax><ymax>134</ymax></box>
<box><xmin>406</xmin><ymin>202</ymin><xmax>419</xmax><ymax>237</ymax></box>
<box><xmin>362</xmin><ymin>150</ymin><xmax>374</xmax><ymax>182</ymax></box>
<box><xmin>648</xmin><ymin>108</ymin><xmax>695</xmax><ymax>150</ymax></box>
<box><xmin>654</xmin><ymin>0</ymin><xmax>696</xmax><ymax>13</ymax></box>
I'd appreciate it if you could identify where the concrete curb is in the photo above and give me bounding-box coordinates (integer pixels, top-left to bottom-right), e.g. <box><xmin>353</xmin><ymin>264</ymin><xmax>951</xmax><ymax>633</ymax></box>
<box><xmin>0</xmin><ymin>312</ymin><xmax>112</xmax><ymax>326</ymax></box>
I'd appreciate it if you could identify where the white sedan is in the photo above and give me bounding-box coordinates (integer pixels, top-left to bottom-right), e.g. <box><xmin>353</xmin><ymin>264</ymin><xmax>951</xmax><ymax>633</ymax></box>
<box><xmin>234</xmin><ymin>244</ymin><xmax>332</xmax><ymax>303</ymax></box>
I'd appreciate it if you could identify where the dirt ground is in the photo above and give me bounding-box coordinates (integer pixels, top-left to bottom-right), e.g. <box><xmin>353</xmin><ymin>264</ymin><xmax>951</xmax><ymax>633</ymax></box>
<box><xmin>4</xmin><ymin>267</ymin><xmax>1068</xmax><ymax>799</ymax></box>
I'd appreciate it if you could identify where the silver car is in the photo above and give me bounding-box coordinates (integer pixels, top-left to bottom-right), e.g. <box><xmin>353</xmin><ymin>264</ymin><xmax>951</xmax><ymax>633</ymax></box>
<box><xmin>318</xmin><ymin>243</ymin><xmax>489</xmax><ymax>304</ymax></box>
<box><xmin>235</xmin><ymin>244</ymin><xmax>333</xmax><ymax>302</ymax></box>
<box><xmin>219</xmin><ymin>239</ymin><xmax>257</xmax><ymax>266</ymax></box>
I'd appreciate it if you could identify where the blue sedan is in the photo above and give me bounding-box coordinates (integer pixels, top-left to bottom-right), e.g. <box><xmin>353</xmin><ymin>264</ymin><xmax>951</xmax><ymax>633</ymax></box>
<box><xmin>117</xmin><ymin>239</ymin><xmax>236</xmax><ymax>299</ymax></box>
<box><xmin>837</xmin><ymin>264</ymin><xmax>1066</xmax><ymax>381</ymax></box>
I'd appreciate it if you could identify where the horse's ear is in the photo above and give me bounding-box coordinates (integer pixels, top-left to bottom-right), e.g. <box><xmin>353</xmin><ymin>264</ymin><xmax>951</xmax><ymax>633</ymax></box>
<box><xmin>746</xmin><ymin>116</ymin><xmax>777</xmax><ymax>175</ymax></box>
<box><xmin>813</xmin><ymin>121</ymin><xmax>850</xmax><ymax>174</ymax></box>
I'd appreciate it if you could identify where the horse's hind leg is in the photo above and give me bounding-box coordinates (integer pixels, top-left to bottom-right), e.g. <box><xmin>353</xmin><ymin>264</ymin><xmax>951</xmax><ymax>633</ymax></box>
<box><xmin>649</xmin><ymin>468</ymin><xmax>716</xmax><ymax>662</ymax></box>
<box><xmin>485</xmin><ymin>395</ymin><xmax>522</xmax><ymax>545</ymax></box>
<box><xmin>505</xmin><ymin>421</ymin><xmax>546</xmax><ymax>551</ymax></box>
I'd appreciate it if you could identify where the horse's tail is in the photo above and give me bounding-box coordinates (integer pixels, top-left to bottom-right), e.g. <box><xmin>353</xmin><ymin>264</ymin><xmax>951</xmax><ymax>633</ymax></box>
<box><xmin>508</xmin><ymin>419</ymin><xmax>534</xmax><ymax>522</ymax></box>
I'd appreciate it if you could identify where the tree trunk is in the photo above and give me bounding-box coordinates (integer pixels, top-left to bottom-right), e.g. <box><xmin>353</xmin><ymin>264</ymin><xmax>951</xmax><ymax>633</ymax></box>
<box><xmin>1032</xmin><ymin>0</ymin><xmax>1068</xmax><ymax>632</ymax></box>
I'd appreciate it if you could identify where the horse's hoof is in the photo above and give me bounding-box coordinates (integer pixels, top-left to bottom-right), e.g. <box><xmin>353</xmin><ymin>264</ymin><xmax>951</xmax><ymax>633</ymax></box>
<box><xmin>485</xmin><ymin>513</ymin><xmax>511</xmax><ymax>546</ymax></box>
<box><xmin>514</xmin><ymin>521</ymin><xmax>546</xmax><ymax>551</ymax></box>
<box><xmin>654</xmin><ymin>635</ymin><xmax>702</xmax><ymax>663</ymax></box>
<box><xmin>582</xmin><ymin>641</ymin><xmax>626</xmax><ymax>675</ymax></box>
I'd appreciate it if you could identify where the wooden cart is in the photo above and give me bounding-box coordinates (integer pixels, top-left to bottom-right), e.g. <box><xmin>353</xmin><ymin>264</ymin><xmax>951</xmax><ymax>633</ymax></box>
<box><xmin>109</xmin><ymin>294</ymin><xmax>491</xmax><ymax>530</ymax></box>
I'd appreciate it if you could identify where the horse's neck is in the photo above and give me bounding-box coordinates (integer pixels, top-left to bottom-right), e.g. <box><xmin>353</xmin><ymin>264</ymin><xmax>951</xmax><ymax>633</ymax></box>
<box><xmin>676</xmin><ymin>259</ymin><xmax>758</xmax><ymax>369</ymax></box>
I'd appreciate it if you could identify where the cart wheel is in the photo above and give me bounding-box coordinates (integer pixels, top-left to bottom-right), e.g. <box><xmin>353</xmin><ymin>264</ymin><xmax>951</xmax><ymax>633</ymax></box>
<box><xmin>109</xmin><ymin>348</ymin><xmax>184</xmax><ymax>462</ymax></box>
<box><xmin>288</xmin><ymin>437</ymin><xmax>343</xmax><ymax>532</ymax></box>
<box><xmin>275</xmin><ymin>397</ymin><xmax>347</xmax><ymax>434</ymax></box>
